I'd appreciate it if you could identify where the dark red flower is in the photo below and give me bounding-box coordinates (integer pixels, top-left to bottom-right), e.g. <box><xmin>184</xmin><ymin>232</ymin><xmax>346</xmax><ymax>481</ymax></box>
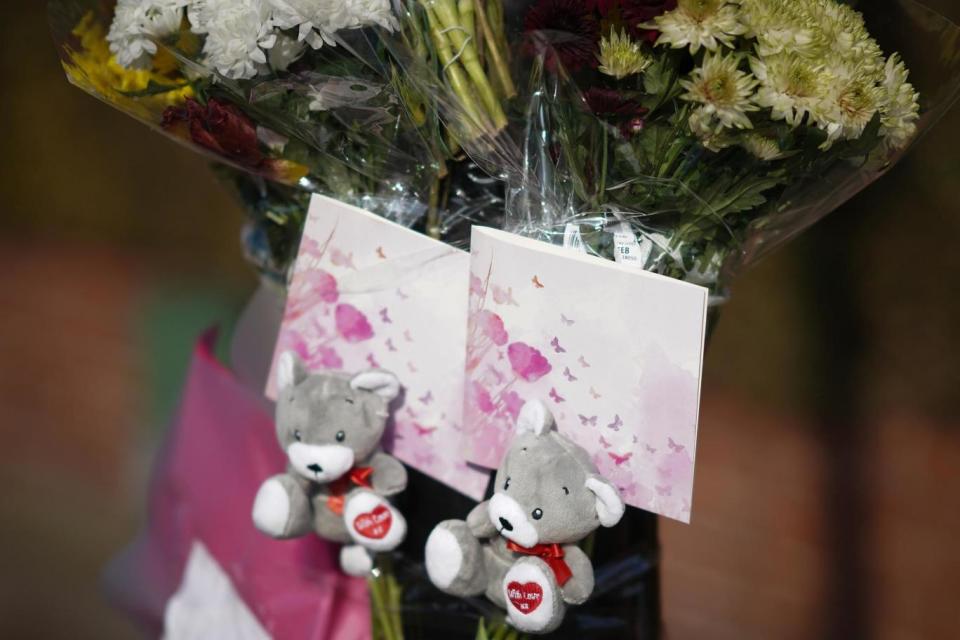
<box><xmin>162</xmin><ymin>98</ymin><xmax>264</xmax><ymax>168</ymax></box>
<box><xmin>584</xmin><ymin>87</ymin><xmax>646</xmax><ymax>117</ymax></box>
<box><xmin>523</xmin><ymin>0</ymin><xmax>600</xmax><ymax>72</ymax></box>
<box><xmin>622</xmin><ymin>0</ymin><xmax>676</xmax><ymax>43</ymax></box>
<box><xmin>161</xmin><ymin>99</ymin><xmax>307</xmax><ymax>183</ymax></box>
<box><xmin>590</xmin><ymin>0</ymin><xmax>677</xmax><ymax>43</ymax></box>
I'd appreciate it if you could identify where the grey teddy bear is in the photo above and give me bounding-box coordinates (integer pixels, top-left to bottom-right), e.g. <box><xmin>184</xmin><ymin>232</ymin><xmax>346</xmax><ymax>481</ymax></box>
<box><xmin>252</xmin><ymin>351</ymin><xmax>408</xmax><ymax>576</ymax></box>
<box><xmin>425</xmin><ymin>400</ymin><xmax>625</xmax><ymax>634</ymax></box>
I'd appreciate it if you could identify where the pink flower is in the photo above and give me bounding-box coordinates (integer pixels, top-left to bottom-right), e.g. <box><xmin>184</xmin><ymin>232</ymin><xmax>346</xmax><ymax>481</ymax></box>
<box><xmin>501</xmin><ymin>390</ymin><xmax>525</xmax><ymax>420</ymax></box>
<box><xmin>314</xmin><ymin>346</ymin><xmax>343</xmax><ymax>369</ymax></box>
<box><xmin>507</xmin><ymin>342</ymin><xmax>552</xmax><ymax>382</ymax></box>
<box><xmin>470</xmin><ymin>381</ymin><xmax>497</xmax><ymax>415</ymax></box>
<box><xmin>285</xmin><ymin>270</ymin><xmax>339</xmax><ymax>321</ymax></box>
<box><xmin>470</xmin><ymin>273</ymin><xmax>484</xmax><ymax>296</ymax></box>
<box><xmin>476</xmin><ymin>310</ymin><xmax>508</xmax><ymax>346</ymax></box>
<box><xmin>335</xmin><ymin>304</ymin><xmax>374</xmax><ymax>342</ymax></box>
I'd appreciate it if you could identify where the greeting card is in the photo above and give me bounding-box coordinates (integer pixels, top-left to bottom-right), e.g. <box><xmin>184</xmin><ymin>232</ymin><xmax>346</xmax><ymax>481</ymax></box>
<box><xmin>461</xmin><ymin>228</ymin><xmax>708</xmax><ymax>522</ymax></box>
<box><xmin>267</xmin><ymin>195</ymin><xmax>489</xmax><ymax>500</ymax></box>
<box><xmin>270</xmin><ymin>196</ymin><xmax>708</xmax><ymax>521</ymax></box>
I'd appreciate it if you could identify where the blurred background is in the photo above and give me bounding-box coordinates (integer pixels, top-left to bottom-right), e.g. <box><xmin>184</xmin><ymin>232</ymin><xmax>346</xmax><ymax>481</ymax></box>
<box><xmin>2</xmin><ymin>1</ymin><xmax>959</xmax><ymax>638</ymax></box>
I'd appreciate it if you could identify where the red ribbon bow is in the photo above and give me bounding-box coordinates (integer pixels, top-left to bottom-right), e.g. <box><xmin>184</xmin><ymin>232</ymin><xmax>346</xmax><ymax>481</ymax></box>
<box><xmin>326</xmin><ymin>466</ymin><xmax>374</xmax><ymax>515</ymax></box>
<box><xmin>506</xmin><ymin>540</ymin><xmax>573</xmax><ymax>586</ymax></box>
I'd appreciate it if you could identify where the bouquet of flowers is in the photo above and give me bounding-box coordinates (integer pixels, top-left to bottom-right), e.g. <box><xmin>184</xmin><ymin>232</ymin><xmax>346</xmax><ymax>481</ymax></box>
<box><xmin>48</xmin><ymin>0</ymin><xmax>960</xmax><ymax>638</ymax></box>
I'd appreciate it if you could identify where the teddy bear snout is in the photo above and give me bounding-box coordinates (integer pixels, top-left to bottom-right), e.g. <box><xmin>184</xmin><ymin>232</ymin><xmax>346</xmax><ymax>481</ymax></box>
<box><xmin>287</xmin><ymin>442</ymin><xmax>355</xmax><ymax>483</ymax></box>
<box><xmin>488</xmin><ymin>493</ymin><xmax>539</xmax><ymax>547</ymax></box>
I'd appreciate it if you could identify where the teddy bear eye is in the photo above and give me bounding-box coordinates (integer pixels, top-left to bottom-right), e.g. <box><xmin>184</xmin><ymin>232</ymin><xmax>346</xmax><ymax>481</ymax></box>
<box><xmin>336</xmin><ymin>430</ymin><xmax>346</xmax><ymax>442</ymax></box>
<box><xmin>294</xmin><ymin>430</ymin><xmax>302</xmax><ymax>442</ymax></box>
<box><xmin>562</xmin><ymin>487</ymin><xmax>569</xmax><ymax>495</ymax></box>
<box><xmin>503</xmin><ymin>477</ymin><xmax>511</xmax><ymax>490</ymax></box>
<box><xmin>532</xmin><ymin>508</ymin><xmax>543</xmax><ymax>520</ymax></box>
<box><xmin>344</xmin><ymin>397</ymin><xmax>354</xmax><ymax>405</ymax></box>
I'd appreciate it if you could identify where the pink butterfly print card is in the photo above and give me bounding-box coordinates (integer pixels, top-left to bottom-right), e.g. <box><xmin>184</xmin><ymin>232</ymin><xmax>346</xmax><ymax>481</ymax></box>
<box><xmin>462</xmin><ymin>227</ymin><xmax>708</xmax><ymax>522</ymax></box>
<box><xmin>267</xmin><ymin>195</ymin><xmax>489</xmax><ymax>500</ymax></box>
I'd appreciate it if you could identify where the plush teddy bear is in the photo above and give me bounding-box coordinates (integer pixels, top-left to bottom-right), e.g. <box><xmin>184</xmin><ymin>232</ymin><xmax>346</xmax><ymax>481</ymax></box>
<box><xmin>425</xmin><ymin>400</ymin><xmax>625</xmax><ymax>634</ymax></box>
<box><xmin>252</xmin><ymin>351</ymin><xmax>408</xmax><ymax>576</ymax></box>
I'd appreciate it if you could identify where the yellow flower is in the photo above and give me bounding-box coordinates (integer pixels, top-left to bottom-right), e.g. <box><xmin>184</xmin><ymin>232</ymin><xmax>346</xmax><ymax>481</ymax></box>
<box><xmin>62</xmin><ymin>12</ymin><xmax>193</xmax><ymax>121</ymax></box>
<box><xmin>597</xmin><ymin>30</ymin><xmax>653</xmax><ymax>80</ymax></box>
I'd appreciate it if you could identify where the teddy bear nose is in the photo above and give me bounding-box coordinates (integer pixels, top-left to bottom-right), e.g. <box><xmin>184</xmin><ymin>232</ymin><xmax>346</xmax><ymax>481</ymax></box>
<box><xmin>498</xmin><ymin>517</ymin><xmax>514</xmax><ymax>531</ymax></box>
<box><xmin>307</xmin><ymin>463</ymin><xmax>323</xmax><ymax>473</ymax></box>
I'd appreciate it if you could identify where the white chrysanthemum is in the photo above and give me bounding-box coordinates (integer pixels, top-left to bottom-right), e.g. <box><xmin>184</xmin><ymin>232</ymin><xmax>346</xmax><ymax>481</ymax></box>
<box><xmin>647</xmin><ymin>0</ymin><xmax>745</xmax><ymax>53</ymax></box>
<box><xmin>268</xmin><ymin>0</ymin><xmax>397</xmax><ymax>50</ymax></box>
<box><xmin>108</xmin><ymin>0</ymin><xmax>186</xmax><ymax>69</ymax></box>
<box><xmin>738</xmin><ymin>0</ymin><xmax>817</xmax><ymax>58</ymax></box>
<box><xmin>597</xmin><ymin>30</ymin><xmax>653</xmax><ymax>79</ymax></box>
<box><xmin>190</xmin><ymin>0</ymin><xmax>277</xmax><ymax>80</ymax></box>
<box><xmin>688</xmin><ymin>108</ymin><xmax>736</xmax><ymax>151</ymax></box>
<box><xmin>750</xmin><ymin>54</ymin><xmax>825</xmax><ymax>127</ymax></box>
<box><xmin>878</xmin><ymin>53</ymin><xmax>920</xmax><ymax>151</ymax></box>
<box><xmin>812</xmin><ymin>61</ymin><xmax>882</xmax><ymax>148</ymax></box>
<box><xmin>681</xmin><ymin>52</ymin><xmax>759</xmax><ymax>130</ymax></box>
<box><xmin>268</xmin><ymin>33</ymin><xmax>307</xmax><ymax>72</ymax></box>
<box><xmin>740</xmin><ymin>133</ymin><xmax>785</xmax><ymax>160</ymax></box>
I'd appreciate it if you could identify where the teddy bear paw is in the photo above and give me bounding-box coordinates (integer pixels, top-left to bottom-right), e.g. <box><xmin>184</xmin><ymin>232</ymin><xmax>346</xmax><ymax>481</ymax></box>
<box><xmin>502</xmin><ymin>557</ymin><xmax>565</xmax><ymax>634</ymax></box>
<box><xmin>339</xmin><ymin>545</ymin><xmax>374</xmax><ymax>577</ymax></box>
<box><xmin>252</xmin><ymin>478</ymin><xmax>290</xmax><ymax>537</ymax></box>
<box><xmin>343</xmin><ymin>491</ymin><xmax>406</xmax><ymax>552</ymax></box>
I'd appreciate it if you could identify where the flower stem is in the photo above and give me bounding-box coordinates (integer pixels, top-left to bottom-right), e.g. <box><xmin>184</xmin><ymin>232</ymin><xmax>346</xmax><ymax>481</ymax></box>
<box><xmin>474</xmin><ymin>0</ymin><xmax>516</xmax><ymax>99</ymax></box>
<box><xmin>427</xmin><ymin>0</ymin><xmax>508</xmax><ymax>131</ymax></box>
<box><xmin>422</xmin><ymin>2</ymin><xmax>485</xmax><ymax>133</ymax></box>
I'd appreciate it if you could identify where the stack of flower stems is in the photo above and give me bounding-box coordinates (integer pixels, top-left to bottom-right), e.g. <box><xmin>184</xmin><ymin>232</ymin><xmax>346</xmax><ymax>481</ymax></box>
<box><xmin>418</xmin><ymin>0</ymin><xmax>514</xmax><ymax>138</ymax></box>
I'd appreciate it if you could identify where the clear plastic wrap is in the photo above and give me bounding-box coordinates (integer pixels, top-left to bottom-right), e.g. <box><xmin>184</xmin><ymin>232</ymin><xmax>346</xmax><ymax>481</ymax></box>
<box><xmin>391</xmin><ymin>0</ymin><xmax>960</xmax><ymax>301</ymax></box>
<box><xmin>47</xmin><ymin>0</ymin><xmax>505</xmax><ymax>280</ymax></box>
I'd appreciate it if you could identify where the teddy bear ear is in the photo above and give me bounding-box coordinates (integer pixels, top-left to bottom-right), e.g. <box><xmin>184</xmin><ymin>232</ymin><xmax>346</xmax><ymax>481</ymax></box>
<box><xmin>516</xmin><ymin>400</ymin><xmax>555</xmax><ymax>436</ymax></box>
<box><xmin>276</xmin><ymin>351</ymin><xmax>309</xmax><ymax>391</ymax></box>
<box><xmin>585</xmin><ymin>476</ymin><xmax>625</xmax><ymax>528</ymax></box>
<box><xmin>350</xmin><ymin>370</ymin><xmax>400</xmax><ymax>400</ymax></box>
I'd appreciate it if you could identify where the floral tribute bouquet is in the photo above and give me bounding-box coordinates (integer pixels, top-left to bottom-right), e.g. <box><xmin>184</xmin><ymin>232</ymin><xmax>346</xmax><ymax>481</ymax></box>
<box><xmin>49</xmin><ymin>0</ymin><xmax>960</xmax><ymax>638</ymax></box>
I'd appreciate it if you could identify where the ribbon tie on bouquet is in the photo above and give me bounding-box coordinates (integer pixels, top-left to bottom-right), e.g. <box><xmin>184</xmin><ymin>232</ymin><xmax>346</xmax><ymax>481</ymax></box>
<box><xmin>506</xmin><ymin>540</ymin><xmax>573</xmax><ymax>586</ymax></box>
<box><xmin>326</xmin><ymin>466</ymin><xmax>374</xmax><ymax>515</ymax></box>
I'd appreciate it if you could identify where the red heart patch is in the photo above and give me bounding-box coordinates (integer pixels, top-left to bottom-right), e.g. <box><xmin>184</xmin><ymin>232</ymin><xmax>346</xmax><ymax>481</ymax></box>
<box><xmin>353</xmin><ymin>504</ymin><xmax>392</xmax><ymax>540</ymax></box>
<box><xmin>506</xmin><ymin>581</ymin><xmax>543</xmax><ymax>614</ymax></box>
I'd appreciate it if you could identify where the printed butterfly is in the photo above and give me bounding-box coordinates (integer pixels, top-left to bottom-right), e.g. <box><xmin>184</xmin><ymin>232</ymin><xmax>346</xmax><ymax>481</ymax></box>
<box><xmin>578</xmin><ymin>414</ymin><xmax>597</xmax><ymax>426</ymax></box>
<box><xmin>667</xmin><ymin>437</ymin><xmax>685</xmax><ymax>453</ymax></box>
<box><xmin>550</xmin><ymin>337</ymin><xmax>566</xmax><ymax>354</ymax></box>
<box><xmin>532</xmin><ymin>275</ymin><xmax>545</xmax><ymax>289</ymax></box>
<box><xmin>403</xmin><ymin>329</ymin><xmax>414</xmax><ymax>342</ymax></box>
<box><xmin>492</xmin><ymin>285</ymin><xmax>518</xmax><ymax>306</ymax></box>
<box><xmin>331</xmin><ymin>248</ymin><xmax>355</xmax><ymax>269</ymax></box>
<box><xmin>396</xmin><ymin>288</ymin><xmax>409</xmax><ymax>300</ymax></box>
<box><xmin>376</xmin><ymin>246</ymin><xmax>387</xmax><ymax>259</ymax></box>
<box><xmin>560</xmin><ymin>314</ymin><xmax>575</xmax><ymax>326</ymax></box>
<box><xmin>599</xmin><ymin>436</ymin><xmax>613</xmax><ymax>449</ymax></box>
<box><xmin>607</xmin><ymin>414</ymin><xmax>623</xmax><ymax>431</ymax></box>
<box><xmin>486</xmin><ymin>365</ymin><xmax>505</xmax><ymax>385</ymax></box>
<box><xmin>608</xmin><ymin>452</ymin><xmax>633</xmax><ymax>466</ymax></box>
<box><xmin>563</xmin><ymin>367</ymin><xmax>577</xmax><ymax>382</ymax></box>
<box><xmin>589</xmin><ymin>386</ymin><xmax>601</xmax><ymax>399</ymax></box>
<box><xmin>407</xmin><ymin>361</ymin><xmax>418</xmax><ymax>373</ymax></box>
<box><xmin>419</xmin><ymin>391</ymin><xmax>434</xmax><ymax>405</ymax></box>
<box><xmin>549</xmin><ymin>387</ymin><xmax>565</xmax><ymax>403</ymax></box>
<box><xmin>379</xmin><ymin>308</ymin><xmax>392</xmax><ymax>324</ymax></box>
<box><xmin>644</xmin><ymin>444</ymin><xmax>657</xmax><ymax>454</ymax></box>
<box><xmin>385</xmin><ymin>338</ymin><xmax>397</xmax><ymax>352</ymax></box>
<box><xmin>412</xmin><ymin>423</ymin><xmax>437</xmax><ymax>437</ymax></box>
<box><xmin>655</xmin><ymin>485</ymin><xmax>672</xmax><ymax>497</ymax></box>
<box><xmin>578</xmin><ymin>355</ymin><xmax>591</xmax><ymax>368</ymax></box>
<box><xmin>366</xmin><ymin>354</ymin><xmax>380</xmax><ymax>368</ymax></box>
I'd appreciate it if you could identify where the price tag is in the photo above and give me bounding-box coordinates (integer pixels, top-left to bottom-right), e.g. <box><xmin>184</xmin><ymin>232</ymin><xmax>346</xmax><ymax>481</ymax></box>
<box><xmin>613</xmin><ymin>229</ymin><xmax>642</xmax><ymax>266</ymax></box>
